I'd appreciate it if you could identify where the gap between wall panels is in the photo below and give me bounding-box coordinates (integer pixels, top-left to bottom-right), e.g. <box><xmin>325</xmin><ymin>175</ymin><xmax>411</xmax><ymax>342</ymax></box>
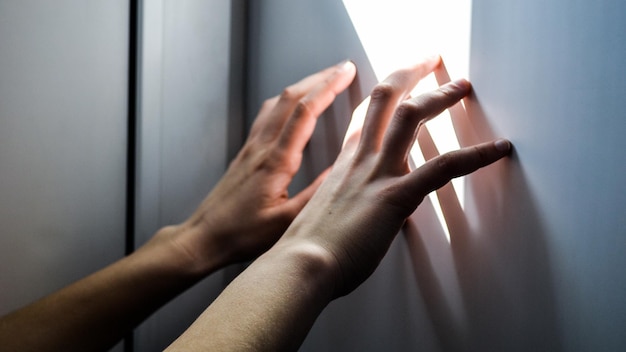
<box><xmin>122</xmin><ymin>1</ymin><xmax>250</xmax><ymax>351</ymax></box>
<box><xmin>124</xmin><ymin>0</ymin><xmax>139</xmax><ymax>350</ymax></box>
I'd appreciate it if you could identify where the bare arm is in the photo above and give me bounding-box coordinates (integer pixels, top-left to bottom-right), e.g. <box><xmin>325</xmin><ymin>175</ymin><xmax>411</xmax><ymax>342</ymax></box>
<box><xmin>167</xmin><ymin>57</ymin><xmax>512</xmax><ymax>351</ymax></box>
<box><xmin>0</xmin><ymin>226</ymin><xmax>212</xmax><ymax>352</ymax></box>
<box><xmin>0</xmin><ymin>60</ymin><xmax>357</xmax><ymax>352</ymax></box>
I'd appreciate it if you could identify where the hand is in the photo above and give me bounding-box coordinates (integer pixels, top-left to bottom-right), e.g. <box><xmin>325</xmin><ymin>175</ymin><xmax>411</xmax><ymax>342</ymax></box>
<box><xmin>163</xmin><ymin>60</ymin><xmax>357</xmax><ymax>272</ymax></box>
<box><xmin>166</xmin><ymin>58</ymin><xmax>511</xmax><ymax>351</ymax></box>
<box><xmin>279</xmin><ymin>56</ymin><xmax>512</xmax><ymax>297</ymax></box>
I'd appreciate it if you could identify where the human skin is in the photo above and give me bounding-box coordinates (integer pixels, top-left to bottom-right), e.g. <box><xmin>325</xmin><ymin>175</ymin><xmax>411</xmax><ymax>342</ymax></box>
<box><xmin>0</xmin><ymin>60</ymin><xmax>357</xmax><ymax>352</ymax></box>
<box><xmin>166</xmin><ymin>56</ymin><xmax>512</xmax><ymax>351</ymax></box>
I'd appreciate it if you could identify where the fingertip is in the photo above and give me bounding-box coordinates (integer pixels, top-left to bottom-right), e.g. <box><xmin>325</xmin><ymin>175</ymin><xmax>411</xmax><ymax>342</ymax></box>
<box><xmin>494</xmin><ymin>138</ymin><xmax>512</xmax><ymax>154</ymax></box>
<box><xmin>337</xmin><ymin>59</ymin><xmax>357</xmax><ymax>75</ymax></box>
<box><xmin>451</xmin><ymin>78</ymin><xmax>471</xmax><ymax>92</ymax></box>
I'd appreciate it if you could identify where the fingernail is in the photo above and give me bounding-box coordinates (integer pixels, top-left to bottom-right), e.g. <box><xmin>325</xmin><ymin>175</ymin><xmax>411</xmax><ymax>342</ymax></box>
<box><xmin>452</xmin><ymin>78</ymin><xmax>471</xmax><ymax>90</ymax></box>
<box><xmin>337</xmin><ymin>59</ymin><xmax>356</xmax><ymax>72</ymax></box>
<box><xmin>494</xmin><ymin>139</ymin><xmax>511</xmax><ymax>152</ymax></box>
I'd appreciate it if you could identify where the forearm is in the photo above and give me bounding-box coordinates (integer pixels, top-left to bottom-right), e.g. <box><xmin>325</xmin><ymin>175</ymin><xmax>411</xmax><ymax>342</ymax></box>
<box><xmin>166</xmin><ymin>239</ymin><xmax>337</xmax><ymax>352</ymax></box>
<box><xmin>0</xmin><ymin>225</ymin><xmax>221</xmax><ymax>352</ymax></box>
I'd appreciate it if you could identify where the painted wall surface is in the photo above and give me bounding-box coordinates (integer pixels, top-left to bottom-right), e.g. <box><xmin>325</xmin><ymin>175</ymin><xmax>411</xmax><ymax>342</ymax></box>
<box><xmin>0</xmin><ymin>0</ymin><xmax>128</xmax><ymax>327</ymax></box>
<box><xmin>460</xmin><ymin>1</ymin><xmax>626</xmax><ymax>350</ymax></box>
<box><xmin>248</xmin><ymin>0</ymin><xmax>626</xmax><ymax>351</ymax></box>
<box><xmin>0</xmin><ymin>1</ymin><xmax>129</xmax><ymax>351</ymax></box>
<box><xmin>133</xmin><ymin>1</ymin><xmax>235</xmax><ymax>350</ymax></box>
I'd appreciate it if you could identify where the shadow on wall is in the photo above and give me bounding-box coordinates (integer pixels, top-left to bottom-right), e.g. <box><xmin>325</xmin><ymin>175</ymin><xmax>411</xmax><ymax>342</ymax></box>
<box><xmin>246</xmin><ymin>0</ymin><xmax>378</xmax><ymax>194</ymax></box>
<box><xmin>404</xmin><ymin>63</ymin><xmax>563</xmax><ymax>352</ymax></box>
<box><xmin>298</xmin><ymin>67</ymin><xmax>371</xmax><ymax>181</ymax></box>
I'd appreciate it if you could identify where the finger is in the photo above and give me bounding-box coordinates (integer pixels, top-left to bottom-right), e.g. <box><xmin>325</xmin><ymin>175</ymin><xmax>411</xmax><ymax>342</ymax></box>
<box><xmin>417</xmin><ymin>126</ymin><xmax>467</xmax><ymax>241</ymax></box>
<box><xmin>253</xmin><ymin>62</ymin><xmax>352</xmax><ymax>142</ymax></box>
<box><xmin>248</xmin><ymin>96</ymin><xmax>280</xmax><ymax>139</ymax></box>
<box><xmin>433</xmin><ymin>61</ymin><xmax>480</xmax><ymax>148</ymax></box>
<box><xmin>357</xmin><ymin>55</ymin><xmax>441</xmax><ymax>155</ymax></box>
<box><xmin>379</xmin><ymin>79</ymin><xmax>471</xmax><ymax>172</ymax></box>
<box><xmin>340</xmin><ymin>90</ymin><xmax>413</xmax><ymax>160</ymax></box>
<box><xmin>403</xmin><ymin>139</ymin><xmax>512</xmax><ymax>197</ymax></box>
<box><xmin>276</xmin><ymin>61</ymin><xmax>357</xmax><ymax>155</ymax></box>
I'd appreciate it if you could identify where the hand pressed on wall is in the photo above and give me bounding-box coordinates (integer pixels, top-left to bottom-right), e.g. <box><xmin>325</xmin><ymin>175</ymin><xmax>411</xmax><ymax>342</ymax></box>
<box><xmin>277</xmin><ymin>55</ymin><xmax>512</xmax><ymax>297</ymax></box>
<box><xmin>168</xmin><ymin>56</ymin><xmax>512</xmax><ymax>351</ymax></box>
<box><xmin>161</xmin><ymin>60</ymin><xmax>358</xmax><ymax>272</ymax></box>
<box><xmin>0</xmin><ymin>61</ymin><xmax>357</xmax><ymax>352</ymax></box>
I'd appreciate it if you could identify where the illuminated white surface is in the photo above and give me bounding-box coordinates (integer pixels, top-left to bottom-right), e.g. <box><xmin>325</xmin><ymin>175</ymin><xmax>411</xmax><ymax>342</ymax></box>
<box><xmin>342</xmin><ymin>0</ymin><xmax>472</xmax><ymax>240</ymax></box>
<box><xmin>341</xmin><ymin>0</ymin><xmax>471</xmax><ymax>81</ymax></box>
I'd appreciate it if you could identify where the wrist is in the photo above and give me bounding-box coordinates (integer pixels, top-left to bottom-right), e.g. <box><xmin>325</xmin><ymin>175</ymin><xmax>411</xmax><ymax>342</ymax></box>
<box><xmin>266</xmin><ymin>238</ymin><xmax>340</xmax><ymax>302</ymax></box>
<box><xmin>139</xmin><ymin>223</ymin><xmax>231</xmax><ymax>280</ymax></box>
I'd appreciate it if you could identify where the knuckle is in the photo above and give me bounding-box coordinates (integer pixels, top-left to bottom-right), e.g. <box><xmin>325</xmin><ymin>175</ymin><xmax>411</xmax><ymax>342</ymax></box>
<box><xmin>395</xmin><ymin>100</ymin><xmax>422</xmax><ymax>120</ymax></box>
<box><xmin>370</xmin><ymin>82</ymin><xmax>395</xmax><ymax>102</ymax></box>
<box><xmin>436</xmin><ymin>83</ymin><xmax>465</xmax><ymax>103</ymax></box>
<box><xmin>280</xmin><ymin>86</ymin><xmax>299</xmax><ymax>102</ymax></box>
<box><xmin>472</xmin><ymin>145</ymin><xmax>489</xmax><ymax>163</ymax></box>
<box><xmin>435</xmin><ymin>153</ymin><xmax>456</xmax><ymax>174</ymax></box>
<box><xmin>292</xmin><ymin>99</ymin><xmax>314</xmax><ymax>119</ymax></box>
<box><xmin>437</xmin><ymin>85</ymin><xmax>457</xmax><ymax>99</ymax></box>
<box><xmin>269</xmin><ymin>147</ymin><xmax>301</xmax><ymax>175</ymax></box>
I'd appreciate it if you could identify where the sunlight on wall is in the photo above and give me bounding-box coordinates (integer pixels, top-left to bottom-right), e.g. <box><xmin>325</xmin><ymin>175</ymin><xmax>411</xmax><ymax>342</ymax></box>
<box><xmin>342</xmin><ymin>0</ymin><xmax>472</xmax><ymax>241</ymax></box>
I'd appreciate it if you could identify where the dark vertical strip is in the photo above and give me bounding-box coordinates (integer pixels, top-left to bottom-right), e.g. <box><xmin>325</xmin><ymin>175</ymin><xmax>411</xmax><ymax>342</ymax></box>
<box><xmin>126</xmin><ymin>0</ymin><xmax>138</xmax><ymax>256</ymax></box>
<box><xmin>245</xmin><ymin>0</ymin><xmax>261</xmax><ymax>133</ymax></box>
<box><xmin>227</xmin><ymin>0</ymin><xmax>250</xmax><ymax>162</ymax></box>
<box><xmin>222</xmin><ymin>0</ymin><xmax>251</xmax><ymax>286</ymax></box>
<box><xmin>124</xmin><ymin>0</ymin><xmax>139</xmax><ymax>351</ymax></box>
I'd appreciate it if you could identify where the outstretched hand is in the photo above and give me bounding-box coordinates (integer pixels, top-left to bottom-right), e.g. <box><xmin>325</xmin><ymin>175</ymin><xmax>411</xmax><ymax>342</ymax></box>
<box><xmin>168</xmin><ymin>60</ymin><xmax>357</xmax><ymax>271</ymax></box>
<box><xmin>278</xmin><ymin>56</ymin><xmax>511</xmax><ymax>296</ymax></box>
<box><xmin>0</xmin><ymin>61</ymin><xmax>357</xmax><ymax>352</ymax></box>
<box><xmin>167</xmin><ymin>57</ymin><xmax>512</xmax><ymax>352</ymax></box>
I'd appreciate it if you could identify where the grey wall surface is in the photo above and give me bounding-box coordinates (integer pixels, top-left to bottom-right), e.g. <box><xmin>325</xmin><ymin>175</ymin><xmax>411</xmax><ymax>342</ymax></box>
<box><xmin>133</xmin><ymin>0</ymin><xmax>236</xmax><ymax>350</ymax></box>
<box><xmin>0</xmin><ymin>1</ymin><xmax>129</xmax><ymax>351</ymax></box>
<box><xmin>248</xmin><ymin>0</ymin><xmax>626</xmax><ymax>351</ymax></box>
<box><xmin>459</xmin><ymin>1</ymin><xmax>626</xmax><ymax>350</ymax></box>
<box><xmin>0</xmin><ymin>0</ymin><xmax>128</xmax><ymax>324</ymax></box>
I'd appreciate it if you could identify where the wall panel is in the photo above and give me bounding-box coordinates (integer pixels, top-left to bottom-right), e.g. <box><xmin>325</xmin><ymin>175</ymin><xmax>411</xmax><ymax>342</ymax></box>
<box><xmin>134</xmin><ymin>1</ymin><xmax>234</xmax><ymax>350</ymax></box>
<box><xmin>0</xmin><ymin>1</ymin><xmax>129</xmax><ymax>351</ymax></box>
<box><xmin>0</xmin><ymin>0</ymin><xmax>128</xmax><ymax>320</ymax></box>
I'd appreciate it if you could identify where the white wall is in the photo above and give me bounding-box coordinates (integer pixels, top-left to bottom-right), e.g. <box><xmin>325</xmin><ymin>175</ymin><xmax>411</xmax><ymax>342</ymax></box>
<box><xmin>462</xmin><ymin>1</ymin><xmax>626</xmax><ymax>350</ymax></box>
<box><xmin>248</xmin><ymin>0</ymin><xmax>626</xmax><ymax>351</ymax></box>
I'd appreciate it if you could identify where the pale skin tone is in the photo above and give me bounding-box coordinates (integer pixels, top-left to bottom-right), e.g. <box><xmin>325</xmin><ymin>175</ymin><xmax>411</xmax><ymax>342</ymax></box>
<box><xmin>0</xmin><ymin>57</ymin><xmax>511</xmax><ymax>351</ymax></box>
<box><xmin>167</xmin><ymin>56</ymin><xmax>511</xmax><ymax>351</ymax></box>
<box><xmin>0</xmin><ymin>60</ymin><xmax>354</xmax><ymax>351</ymax></box>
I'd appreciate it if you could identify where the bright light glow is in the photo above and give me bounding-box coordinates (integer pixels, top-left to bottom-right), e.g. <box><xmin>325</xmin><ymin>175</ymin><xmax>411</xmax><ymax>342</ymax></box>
<box><xmin>342</xmin><ymin>0</ymin><xmax>473</xmax><ymax>242</ymax></box>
